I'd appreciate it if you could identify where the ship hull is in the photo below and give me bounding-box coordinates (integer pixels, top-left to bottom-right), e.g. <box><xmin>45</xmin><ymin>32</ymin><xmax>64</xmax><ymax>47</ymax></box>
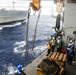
<box><xmin>0</xmin><ymin>19</ymin><xmax>25</xmax><ymax>25</ymax></box>
<box><xmin>0</xmin><ymin>9</ymin><xmax>27</xmax><ymax>25</ymax></box>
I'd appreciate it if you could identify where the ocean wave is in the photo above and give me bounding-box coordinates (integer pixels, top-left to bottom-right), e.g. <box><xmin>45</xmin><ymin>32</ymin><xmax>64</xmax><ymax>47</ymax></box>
<box><xmin>13</xmin><ymin>41</ymin><xmax>26</xmax><ymax>54</ymax></box>
<box><xmin>13</xmin><ymin>39</ymin><xmax>47</xmax><ymax>56</ymax></box>
<box><xmin>27</xmin><ymin>44</ymin><xmax>47</xmax><ymax>57</ymax></box>
<box><xmin>0</xmin><ymin>22</ymin><xmax>22</xmax><ymax>30</ymax></box>
<box><xmin>7</xmin><ymin>63</ymin><xmax>16</xmax><ymax>75</ymax></box>
<box><xmin>0</xmin><ymin>15</ymin><xmax>56</xmax><ymax>75</ymax></box>
<box><xmin>7</xmin><ymin>44</ymin><xmax>47</xmax><ymax>75</ymax></box>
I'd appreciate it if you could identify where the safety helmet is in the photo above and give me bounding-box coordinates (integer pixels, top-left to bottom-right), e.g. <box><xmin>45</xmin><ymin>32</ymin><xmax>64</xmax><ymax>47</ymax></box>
<box><xmin>17</xmin><ymin>65</ymin><xmax>22</xmax><ymax>71</ymax></box>
<box><xmin>58</xmin><ymin>36</ymin><xmax>60</xmax><ymax>39</ymax></box>
<box><xmin>52</xmin><ymin>37</ymin><xmax>55</xmax><ymax>40</ymax></box>
<box><xmin>69</xmin><ymin>40</ymin><xmax>72</xmax><ymax>43</ymax></box>
<box><xmin>54</xmin><ymin>32</ymin><xmax>56</xmax><ymax>35</ymax></box>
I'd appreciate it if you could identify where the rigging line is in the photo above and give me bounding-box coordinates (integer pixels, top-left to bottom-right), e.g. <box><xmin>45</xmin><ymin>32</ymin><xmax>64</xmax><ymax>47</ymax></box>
<box><xmin>32</xmin><ymin>9</ymin><xmax>41</xmax><ymax>51</ymax></box>
<box><xmin>25</xmin><ymin>6</ymin><xmax>31</xmax><ymax>61</ymax></box>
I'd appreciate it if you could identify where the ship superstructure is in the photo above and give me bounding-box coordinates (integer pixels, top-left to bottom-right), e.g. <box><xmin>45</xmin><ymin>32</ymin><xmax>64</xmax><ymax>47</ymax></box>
<box><xmin>0</xmin><ymin>9</ymin><xmax>27</xmax><ymax>25</ymax></box>
<box><xmin>63</xmin><ymin>0</ymin><xmax>76</xmax><ymax>47</ymax></box>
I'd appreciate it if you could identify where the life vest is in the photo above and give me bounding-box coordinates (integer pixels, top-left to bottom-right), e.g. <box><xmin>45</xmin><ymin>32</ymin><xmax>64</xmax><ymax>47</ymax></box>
<box><xmin>57</xmin><ymin>42</ymin><xmax>61</xmax><ymax>48</ymax></box>
<box><xmin>48</xmin><ymin>44</ymin><xmax>51</xmax><ymax>49</ymax></box>
<box><xmin>67</xmin><ymin>44</ymin><xmax>74</xmax><ymax>55</ymax></box>
<box><xmin>57</xmin><ymin>39</ymin><xmax>62</xmax><ymax>48</ymax></box>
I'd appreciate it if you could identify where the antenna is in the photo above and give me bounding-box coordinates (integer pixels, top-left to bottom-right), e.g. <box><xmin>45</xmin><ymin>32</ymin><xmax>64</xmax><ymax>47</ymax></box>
<box><xmin>12</xmin><ymin>1</ymin><xmax>15</xmax><ymax>10</ymax></box>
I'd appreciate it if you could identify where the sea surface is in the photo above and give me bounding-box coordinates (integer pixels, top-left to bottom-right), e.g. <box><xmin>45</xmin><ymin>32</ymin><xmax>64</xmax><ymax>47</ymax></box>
<box><xmin>0</xmin><ymin>15</ymin><xmax>56</xmax><ymax>75</ymax></box>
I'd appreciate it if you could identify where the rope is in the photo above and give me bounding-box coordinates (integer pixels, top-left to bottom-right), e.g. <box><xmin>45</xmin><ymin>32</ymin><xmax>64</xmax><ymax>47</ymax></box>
<box><xmin>32</xmin><ymin>9</ymin><xmax>41</xmax><ymax>51</ymax></box>
<box><xmin>25</xmin><ymin>5</ymin><xmax>41</xmax><ymax>61</ymax></box>
<box><xmin>25</xmin><ymin>6</ymin><xmax>31</xmax><ymax>61</ymax></box>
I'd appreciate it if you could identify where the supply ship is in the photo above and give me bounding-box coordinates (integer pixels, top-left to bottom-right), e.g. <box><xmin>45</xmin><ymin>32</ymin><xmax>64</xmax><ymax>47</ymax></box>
<box><xmin>0</xmin><ymin>9</ymin><xmax>27</xmax><ymax>25</ymax></box>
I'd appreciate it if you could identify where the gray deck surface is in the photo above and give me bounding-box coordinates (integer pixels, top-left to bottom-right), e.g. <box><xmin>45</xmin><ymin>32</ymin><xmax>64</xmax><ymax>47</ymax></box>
<box><xmin>24</xmin><ymin>50</ymin><xmax>47</xmax><ymax>75</ymax></box>
<box><xmin>24</xmin><ymin>50</ymin><xmax>76</xmax><ymax>75</ymax></box>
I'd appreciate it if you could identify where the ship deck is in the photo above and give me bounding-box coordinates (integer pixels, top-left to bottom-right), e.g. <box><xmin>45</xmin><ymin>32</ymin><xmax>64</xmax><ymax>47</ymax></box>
<box><xmin>23</xmin><ymin>50</ymin><xmax>76</xmax><ymax>75</ymax></box>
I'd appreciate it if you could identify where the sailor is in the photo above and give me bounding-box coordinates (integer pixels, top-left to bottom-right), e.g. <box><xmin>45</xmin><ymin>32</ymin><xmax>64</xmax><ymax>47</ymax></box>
<box><xmin>47</xmin><ymin>41</ymin><xmax>52</xmax><ymax>56</ymax></box>
<box><xmin>57</xmin><ymin>36</ymin><xmax>62</xmax><ymax>53</ymax></box>
<box><xmin>67</xmin><ymin>40</ymin><xmax>75</xmax><ymax>64</ymax></box>
<box><xmin>17</xmin><ymin>65</ymin><xmax>26</xmax><ymax>75</ymax></box>
<box><xmin>51</xmin><ymin>37</ymin><xmax>55</xmax><ymax>52</ymax></box>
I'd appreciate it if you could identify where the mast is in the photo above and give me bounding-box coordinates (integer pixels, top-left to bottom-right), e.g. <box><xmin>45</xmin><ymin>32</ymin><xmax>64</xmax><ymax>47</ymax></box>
<box><xmin>12</xmin><ymin>1</ymin><xmax>15</xmax><ymax>10</ymax></box>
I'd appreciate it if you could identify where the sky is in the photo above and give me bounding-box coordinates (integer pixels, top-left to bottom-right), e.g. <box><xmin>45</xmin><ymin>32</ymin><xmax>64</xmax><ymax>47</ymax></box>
<box><xmin>0</xmin><ymin>0</ymin><xmax>57</xmax><ymax>15</ymax></box>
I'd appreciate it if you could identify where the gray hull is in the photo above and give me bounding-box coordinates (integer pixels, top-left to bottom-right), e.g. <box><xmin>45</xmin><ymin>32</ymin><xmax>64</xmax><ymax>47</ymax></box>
<box><xmin>0</xmin><ymin>9</ymin><xmax>27</xmax><ymax>25</ymax></box>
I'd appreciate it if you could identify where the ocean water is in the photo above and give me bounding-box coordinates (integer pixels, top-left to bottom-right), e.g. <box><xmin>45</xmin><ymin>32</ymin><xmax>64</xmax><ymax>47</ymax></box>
<box><xmin>0</xmin><ymin>15</ymin><xmax>56</xmax><ymax>75</ymax></box>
